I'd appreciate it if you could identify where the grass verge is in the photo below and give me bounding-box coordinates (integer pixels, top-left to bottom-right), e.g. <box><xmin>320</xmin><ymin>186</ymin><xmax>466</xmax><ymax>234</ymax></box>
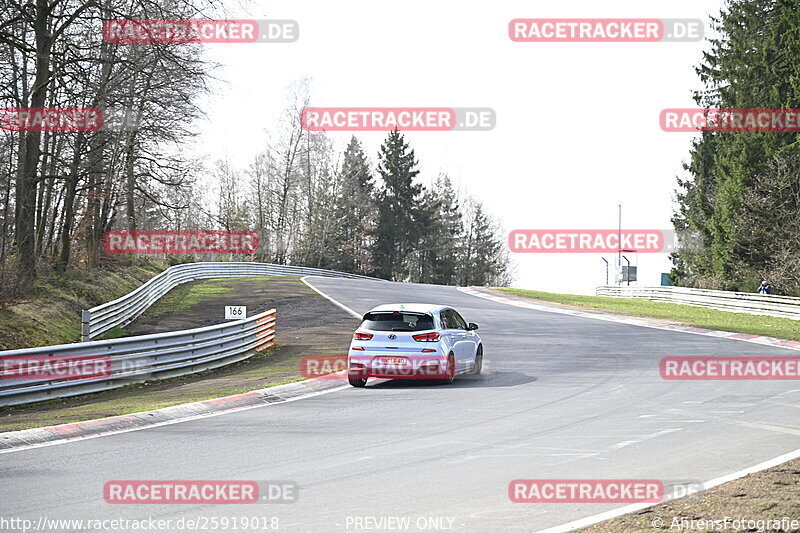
<box><xmin>142</xmin><ymin>278</ymin><xmax>239</xmax><ymax>317</ymax></box>
<box><xmin>0</xmin><ymin>261</ymin><xmax>165</xmax><ymax>350</ymax></box>
<box><xmin>494</xmin><ymin>287</ymin><xmax>800</xmax><ymax>342</ymax></box>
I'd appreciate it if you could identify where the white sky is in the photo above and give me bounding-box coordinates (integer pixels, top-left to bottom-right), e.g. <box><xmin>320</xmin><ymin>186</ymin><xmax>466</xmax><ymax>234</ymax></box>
<box><xmin>190</xmin><ymin>0</ymin><xmax>724</xmax><ymax>294</ymax></box>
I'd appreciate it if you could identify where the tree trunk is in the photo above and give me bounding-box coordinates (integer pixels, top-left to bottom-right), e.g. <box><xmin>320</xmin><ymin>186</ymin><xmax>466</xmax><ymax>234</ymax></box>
<box><xmin>16</xmin><ymin>0</ymin><xmax>52</xmax><ymax>291</ymax></box>
<box><xmin>56</xmin><ymin>131</ymin><xmax>85</xmax><ymax>272</ymax></box>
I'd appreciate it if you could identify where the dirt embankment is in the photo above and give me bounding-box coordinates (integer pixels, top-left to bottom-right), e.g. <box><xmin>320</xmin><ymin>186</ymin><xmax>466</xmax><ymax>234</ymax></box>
<box><xmin>581</xmin><ymin>459</ymin><xmax>800</xmax><ymax>532</ymax></box>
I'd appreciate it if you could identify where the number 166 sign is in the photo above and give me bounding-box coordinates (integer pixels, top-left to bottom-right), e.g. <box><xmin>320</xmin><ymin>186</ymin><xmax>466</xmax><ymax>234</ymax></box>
<box><xmin>224</xmin><ymin>306</ymin><xmax>246</xmax><ymax>320</ymax></box>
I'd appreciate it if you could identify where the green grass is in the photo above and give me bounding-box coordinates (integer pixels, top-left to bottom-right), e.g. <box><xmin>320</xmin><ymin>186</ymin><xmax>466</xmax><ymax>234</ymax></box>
<box><xmin>495</xmin><ymin>287</ymin><xmax>800</xmax><ymax>342</ymax></box>
<box><xmin>144</xmin><ymin>281</ymin><xmax>231</xmax><ymax>316</ymax></box>
<box><xmin>101</xmin><ymin>327</ymin><xmax>128</xmax><ymax>340</ymax></box>
<box><xmin>0</xmin><ymin>272</ymin><xmax>283</xmax><ymax>350</ymax></box>
<box><xmin>0</xmin><ymin>262</ymin><xmax>165</xmax><ymax>350</ymax></box>
<box><xmin>143</xmin><ymin>276</ymin><xmax>277</xmax><ymax>317</ymax></box>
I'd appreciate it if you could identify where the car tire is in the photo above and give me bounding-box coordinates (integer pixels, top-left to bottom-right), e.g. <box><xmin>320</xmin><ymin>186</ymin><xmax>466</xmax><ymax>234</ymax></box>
<box><xmin>471</xmin><ymin>345</ymin><xmax>483</xmax><ymax>375</ymax></box>
<box><xmin>348</xmin><ymin>376</ymin><xmax>367</xmax><ymax>387</ymax></box>
<box><xmin>440</xmin><ymin>353</ymin><xmax>456</xmax><ymax>385</ymax></box>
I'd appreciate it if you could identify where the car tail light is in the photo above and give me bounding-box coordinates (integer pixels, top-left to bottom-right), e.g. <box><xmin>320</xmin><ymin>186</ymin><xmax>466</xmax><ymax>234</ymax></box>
<box><xmin>352</xmin><ymin>346</ymin><xmax>365</xmax><ymax>351</ymax></box>
<box><xmin>413</xmin><ymin>332</ymin><xmax>441</xmax><ymax>342</ymax></box>
<box><xmin>353</xmin><ymin>332</ymin><xmax>373</xmax><ymax>340</ymax></box>
<box><xmin>421</xmin><ymin>348</ymin><xmax>436</xmax><ymax>353</ymax></box>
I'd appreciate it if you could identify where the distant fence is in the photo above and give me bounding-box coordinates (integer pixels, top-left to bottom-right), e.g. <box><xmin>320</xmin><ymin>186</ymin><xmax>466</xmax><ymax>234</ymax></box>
<box><xmin>0</xmin><ymin>310</ymin><xmax>275</xmax><ymax>406</ymax></box>
<box><xmin>82</xmin><ymin>262</ymin><xmax>381</xmax><ymax>341</ymax></box>
<box><xmin>596</xmin><ymin>285</ymin><xmax>800</xmax><ymax>320</ymax></box>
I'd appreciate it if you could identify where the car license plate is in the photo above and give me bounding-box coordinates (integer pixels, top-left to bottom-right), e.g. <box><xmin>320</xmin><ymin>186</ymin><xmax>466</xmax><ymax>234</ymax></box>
<box><xmin>379</xmin><ymin>357</ymin><xmax>407</xmax><ymax>365</ymax></box>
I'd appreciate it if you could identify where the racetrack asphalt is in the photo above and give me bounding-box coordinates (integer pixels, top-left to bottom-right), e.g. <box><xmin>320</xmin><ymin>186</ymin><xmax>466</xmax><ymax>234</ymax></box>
<box><xmin>2</xmin><ymin>277</ymin><xmax>799</xmax><ymax>532</ymax></box>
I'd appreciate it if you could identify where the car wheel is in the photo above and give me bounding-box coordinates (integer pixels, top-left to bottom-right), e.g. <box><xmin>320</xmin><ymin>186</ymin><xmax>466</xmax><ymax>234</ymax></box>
<box><xmin>348</xmin><ymin>376</ymin><xmax>367</xmax><ymax>387</ymax></box>
<box><xmin>471</xmin><ymin>345</ymin><xmax>483</xmax><ymax>375</ymax></box>
<box><xmin>440</xmin><ymin>353</ymin><xmax>456</xmax><ymax>385</ymax></box>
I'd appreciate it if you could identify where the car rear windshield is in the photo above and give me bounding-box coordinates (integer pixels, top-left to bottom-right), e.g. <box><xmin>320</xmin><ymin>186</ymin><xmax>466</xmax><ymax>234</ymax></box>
<box><xmin>361</xmin><ymin>312</ymin><xmax>435</xmax><ymax>332</ymax></box>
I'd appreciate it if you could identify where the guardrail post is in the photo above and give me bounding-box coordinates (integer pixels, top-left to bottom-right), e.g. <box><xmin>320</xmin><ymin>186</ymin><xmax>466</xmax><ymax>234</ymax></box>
<box><xmin>81</xmin><ymin>310</ymin><xmax>91</xmax><ymax>342</ymax></box>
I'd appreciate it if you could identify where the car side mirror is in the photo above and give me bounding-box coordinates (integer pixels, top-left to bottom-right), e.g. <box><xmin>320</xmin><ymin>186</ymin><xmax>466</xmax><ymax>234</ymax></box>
<box><xmin>467</xmin><ymin>322</ymin><xmax>479</xmax><ymax>331</ymax></box>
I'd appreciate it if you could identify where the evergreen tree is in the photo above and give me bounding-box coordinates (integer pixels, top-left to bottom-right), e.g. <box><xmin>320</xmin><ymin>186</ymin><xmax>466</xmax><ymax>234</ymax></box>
<box><xmin>416</xmin><ymin>175</ymin><xmax>463</xmax><ymax>284</ymax></box>
<box><xmin>295</xmin><ymin>164</ymin><xmax>338</xmax><ymax>269</ymax></box>
<box><xmin>672</xmin><ymin>0</ymin><xmax>800</xmax><ymax>288</ymax></box>
<box><xmin>460</xmin><ymin>201</ymin><xmax>506</xmax><ymax>286</ymax></box>
<box><xmin>731</xmin><ymin>154</ymin><xmax>800</xmax><ymax>294</ymax></box>
<box><xmin>328</xmin><ymin>137</ymin><xmax>376</xmax><ymax>274</ymax></box>
<box><xmin>372</xmin><ymin>130</ymin><xmax>422</xmax><ymax>280</ymax></box>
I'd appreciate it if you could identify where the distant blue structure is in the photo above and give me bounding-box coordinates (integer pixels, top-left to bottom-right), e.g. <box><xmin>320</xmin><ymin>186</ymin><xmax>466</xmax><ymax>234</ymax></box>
<box><xmin>661</xmin><ymin>273</ymin><xmax>671</xmax><ymax>286</ymax></box>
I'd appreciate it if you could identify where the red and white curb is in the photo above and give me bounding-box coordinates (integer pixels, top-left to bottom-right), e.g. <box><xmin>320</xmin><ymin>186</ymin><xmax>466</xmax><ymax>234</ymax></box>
<box><xmin>458</xmin><ymin>287</ymin><xmax>800</xmax><ymax>352</ymax></box>
<box><xmin>0</xmin><ymin>377</ymin><xmax>348</xmax><ymax>454</ymax></box>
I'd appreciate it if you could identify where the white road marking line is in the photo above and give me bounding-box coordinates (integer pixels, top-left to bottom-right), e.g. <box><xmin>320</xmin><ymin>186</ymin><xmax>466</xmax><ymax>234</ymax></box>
<box><xmin>534</xmin><ymin>446</ymin><xmax>800</xmax><ymax>533</ymax></box>
<box><xmin>0</xmin><ymin>384</ymin><xmax>350</xmax><ymax>455</ymax></box>
<box><xmin>727</xmin><ymin>420</ymin><xmax>800</xmax><ymax>436</ymax></box>
<box><xmin>611</xmin><ymin>429</ymin><xmax>682</xmax><ymax>450</ymax></box>
<box><xmin>770</xmin><ymin>402</ymin><xmax>800</xmax><ymax>409</ymax></box>
<box><xmin>300</xmin><ymin>276</ymin><xmax>361</xmax><ymax>318</ymax></box>
<box><xmin>450</xmin><ymin>453</ymin><xmax>599</xmax><ymax>463</ymax></box>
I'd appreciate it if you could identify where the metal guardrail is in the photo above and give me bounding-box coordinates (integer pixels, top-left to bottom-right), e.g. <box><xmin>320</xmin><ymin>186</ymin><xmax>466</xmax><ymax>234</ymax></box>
<box><xmin>82</xmin><ymin>262</ymin><xmax>380</xmax><ymax>341</ymax></box>
<box><xmin>0</xmin><ymin>309</ymin><xmax>276</xmax><ymax>406</ymax></box>
<box><xmin>596</xmin><ymin>285</ymin><xmax>800</xmax><ymax>320</ymax></box>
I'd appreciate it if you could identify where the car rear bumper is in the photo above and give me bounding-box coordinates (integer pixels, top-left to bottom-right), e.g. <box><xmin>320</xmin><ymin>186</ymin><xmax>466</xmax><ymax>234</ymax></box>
<box><xmin>347</xmin><ymin>354</ymin><xmax>449</xmax><ymax>379</ymax></box>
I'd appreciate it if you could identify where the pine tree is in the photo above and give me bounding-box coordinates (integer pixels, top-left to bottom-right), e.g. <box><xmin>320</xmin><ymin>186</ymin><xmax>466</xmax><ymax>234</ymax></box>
<box><xmin>372</xmin><ymin>130</ymin><xmax>422</xmax><ymax>280</ymax></box>
<box><xmin>328</xmin><ymin>137</ymin><xmax>376</xmax><ymax>274</ymax></box>
<box><xmin>460</xmin><ymin>201</ymin><xmax>506</xmax><ymax>286</ymax></box>
<box><xmin>416</xmin><ymin>175</ymin><xmax>463</xmax><ymax>284</ymax></box>
<box><xmin>672</xmin><ymin>0</ymin><xmax>800</xmax><ymax>288</ymax></box>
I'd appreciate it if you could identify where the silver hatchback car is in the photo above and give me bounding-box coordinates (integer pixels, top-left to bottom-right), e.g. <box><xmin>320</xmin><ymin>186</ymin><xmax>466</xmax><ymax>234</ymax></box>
<box><xmin>347</xmin><ymin>303</ymin><xmax>483</xmax><ymax>387</ymax></box>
